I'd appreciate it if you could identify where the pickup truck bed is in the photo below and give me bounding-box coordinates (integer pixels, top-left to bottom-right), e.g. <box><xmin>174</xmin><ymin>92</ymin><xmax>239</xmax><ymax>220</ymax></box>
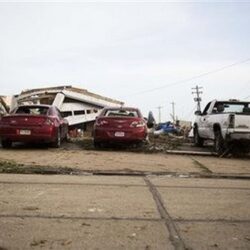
<box><xmin>193</xmin><ymin>100</ymin><xmax>250</xmax><ymax>155</ymax></box>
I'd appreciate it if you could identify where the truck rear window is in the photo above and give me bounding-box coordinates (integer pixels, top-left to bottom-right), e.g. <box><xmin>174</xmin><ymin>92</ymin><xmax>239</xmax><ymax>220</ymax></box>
<box><xmin>215</xmin><ymin>102</ymin><xmax>250</xmax><ymax>114</ymax></box>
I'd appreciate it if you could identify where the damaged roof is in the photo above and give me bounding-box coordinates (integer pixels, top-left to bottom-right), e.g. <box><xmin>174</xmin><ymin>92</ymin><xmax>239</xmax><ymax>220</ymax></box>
<box><xmin>20</xmin><ymin>85</ymin><xmax>124</xmax><ymax>105</ymax></box>
<box><xmin>0</xmin><ymin>96</ymin><xmax>10</xmax><ymax>113</ymax></box>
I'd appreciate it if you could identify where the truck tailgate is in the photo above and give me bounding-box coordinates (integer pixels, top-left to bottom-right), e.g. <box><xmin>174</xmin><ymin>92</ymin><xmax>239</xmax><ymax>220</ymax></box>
<box><xmin>234</xmin><ymin>115</ymin><xmax>250</xmax><ymax>129</ymax></box>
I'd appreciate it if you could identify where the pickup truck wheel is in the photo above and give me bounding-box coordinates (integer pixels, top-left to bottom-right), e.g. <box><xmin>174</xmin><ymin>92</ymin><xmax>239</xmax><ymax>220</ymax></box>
<box><xmin>194</xmin><ymin>128</ymin><xmax>204</xmax><ymax>147</ymax></box>
<box><xmin>1</xmin><ymin>140</ymin><xmax>12</xmax><ymax>149</ymax></box>
<box><xmin>214</xmin><ymin>130</ymin><xmax>225</xmax><ymax>155</ymax></box>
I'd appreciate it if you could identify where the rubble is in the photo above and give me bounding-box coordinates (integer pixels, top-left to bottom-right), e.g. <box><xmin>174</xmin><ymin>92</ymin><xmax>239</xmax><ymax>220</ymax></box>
<box><xmin>152</xmin><ymin>120</ymin><xmax>192</xmax><ymax>138</ymax></box>
<box><xmin>145</xmin><ymin>133</ymin><xmax>185</xmax><ymax>152</ymax></box>
<box><xmin>69</xmin><ymin>134</ymin><xmax>186</xmax><ymax>153</ymax></box>
<box><xmin>0</xmin><ymin>96</ymin><xmax>9</xmax><ymax>117</ymax></box>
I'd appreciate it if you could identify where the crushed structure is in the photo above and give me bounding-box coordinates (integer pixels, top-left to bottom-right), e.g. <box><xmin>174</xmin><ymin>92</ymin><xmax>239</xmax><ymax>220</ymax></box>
<box><xmin>0</xmin><ymin>96</ymin><xmax>9</xmax><ymax>117</ymax></box>
<box><xmin>14</xmin><ymin>85</ymin><xmax>124</xmax><ymax>133</ymax></box>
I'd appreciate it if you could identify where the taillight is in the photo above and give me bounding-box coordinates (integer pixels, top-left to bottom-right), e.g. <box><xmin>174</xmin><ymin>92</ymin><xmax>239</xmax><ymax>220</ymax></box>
<box><xmin>95</xmin><ymin>119</ymin><xmax>109</xmax><ymax>126</ymax></box>
<box><xmin>228</xmin><ymin>114</ymin><xmax>235</xmax><ymax>128</ymax></box>
<box><xmin>44</xmin><ymin>118</ymin><xmax>54</xmax><ymax>126</ymax></box>
<box><xmin>130</xmin><ymin>121</ymin><xmax>145</xmax><ymax>128</ymax></box>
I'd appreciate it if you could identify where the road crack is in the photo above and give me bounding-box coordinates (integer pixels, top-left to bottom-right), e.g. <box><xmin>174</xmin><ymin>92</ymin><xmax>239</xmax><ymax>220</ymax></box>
<box><xmin>191</xmin><ymin>158</ymin><xmax>213</xmax><ymax>174</ymax></box>
<box><xmin>144</xmin><ymin>177</ymin><xmax>188</xmax><ymax>250</ymax></box>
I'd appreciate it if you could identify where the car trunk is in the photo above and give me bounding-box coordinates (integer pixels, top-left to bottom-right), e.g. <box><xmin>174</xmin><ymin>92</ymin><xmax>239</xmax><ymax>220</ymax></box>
<box><xmin>1</xmin><ymin>114</ymin><xmax>48</xmax><ymax>127</ymax></box>
<box><xmin>98</xmin><ymin>117</ymin><xmax>142</xmax><ymax>129</ymax></box>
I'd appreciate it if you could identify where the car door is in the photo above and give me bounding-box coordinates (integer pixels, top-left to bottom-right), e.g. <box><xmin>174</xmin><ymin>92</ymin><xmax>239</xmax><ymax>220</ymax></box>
<box><xmin>201</xmin><ymin>113</ymin><xmax>214</xmax><ymax>139</ymax></box>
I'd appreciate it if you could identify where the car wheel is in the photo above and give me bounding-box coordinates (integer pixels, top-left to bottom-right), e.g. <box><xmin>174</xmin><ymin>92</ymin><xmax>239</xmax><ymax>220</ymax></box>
<box><xmin>214</xmin><ymin>130</ymin><xmax>225</xmax><ymax>155</ymax></box>
<box><xmin>135</xmin><ymin>140</ymin><xmax>147</xmax><ymax>148</ymax></box>
<box><xmin>194</xmin><ymin>128</ymin><xmax>204</xmax><ymax>147</ymax></box>
<box><xmin>52</xmin><ymin>129</ymin><xmax>61</xmax><ymax>148</ymax></box>
<box><xmin>94</xmin><ymin>140</ymin><xmax>102</xmax><ymax>149</ymax></box>
<box><xmin>65</xmin><ymin>132</ymin><xmax>70</xmax><ymax>142</ymax></box>
<box><xmin>1</xmin><ymin>140</ymin><xmax>12</xmax><ymax>149</ymax></box>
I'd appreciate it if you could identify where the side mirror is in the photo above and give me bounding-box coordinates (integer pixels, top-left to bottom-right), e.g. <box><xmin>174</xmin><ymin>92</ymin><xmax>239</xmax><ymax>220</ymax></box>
<box><xmin>195</xmin><ymin>110</ymin><xmax>202</xmax><ymax>116</ymax></box>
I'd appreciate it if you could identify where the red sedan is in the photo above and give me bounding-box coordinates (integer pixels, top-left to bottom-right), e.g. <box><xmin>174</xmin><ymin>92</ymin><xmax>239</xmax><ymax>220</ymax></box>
<box><xmin>93</xmin><ymin>107</ymin><xmax>148</xmax><ymax>147</ymax></box>
<box><xmin>0</xmin><ymin>105</ymin><xmax>68</xmax><ymax>148</ymax></box>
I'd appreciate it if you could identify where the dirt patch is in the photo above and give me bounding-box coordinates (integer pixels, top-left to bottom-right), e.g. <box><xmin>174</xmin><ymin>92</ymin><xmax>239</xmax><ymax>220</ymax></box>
<box><xmin>0</xmin><ymin>159</ymin><xmax>188</xmax><ymax>176</ymax></box>
<box><xmin>0</xmin><ymin>160</ymin><xmax>78</xmax><ymax>175</ymax></box>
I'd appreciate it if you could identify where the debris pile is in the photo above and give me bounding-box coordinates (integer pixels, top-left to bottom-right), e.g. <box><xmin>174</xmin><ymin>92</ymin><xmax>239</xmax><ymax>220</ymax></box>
<box><xmin>73</xmin><ymin>134</ymin><xmax>185</xmax><ymax>153</ymax></box>
<box><xmin>0</xmin><ymin>96</ymin><xmax>9</xmax><ymax>117</ymax></box>
<box><xmin>144</xmin><ymin>133</ymin><xmax>185</xmax><ymax>152</ymax></box>
<box><xmin>152</xmin><ymin>121</ymin><xmax>191</xmax><ymax>138</ymax></box>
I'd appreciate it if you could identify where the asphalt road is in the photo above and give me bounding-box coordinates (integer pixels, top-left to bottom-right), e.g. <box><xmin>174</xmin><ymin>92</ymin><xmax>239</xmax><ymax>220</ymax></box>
<box><xmin>0</xmin><ymin>173</ymin><xmax>250</xmax><ymax>250</ymax></box>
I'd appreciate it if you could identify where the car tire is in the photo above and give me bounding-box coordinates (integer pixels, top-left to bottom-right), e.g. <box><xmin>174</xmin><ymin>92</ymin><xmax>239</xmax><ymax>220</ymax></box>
<box><xmin>194</xmin><ymin>127</ymin><xmax>204</xmax><ymax>147</ymax></box>
<box><xmin>52</xmin><ymin>129</ymin><xmax>61</xmax><ymax>148</ymax></box>
<box><xmin>136</xmin><ymin>140</ymin><xmax>147</xmax><ymax>148</ymax></box>
<box><xmin>1</xmin><ymin>140</ymin><xmax>12</xmax><ymax>149</ymax></box>
<box><xmin>65</xmin><ymin>132</ymin><xmax>70</xmax><ymax>142</ymax></box>
<box><xmin>214</xmin><ymin>130</ymin><xmax>225</xmax><ymax>155</ymax></box>
<box><xmin>94</xmin><ymin>140</ymin><xmax>102</xmax><ymax>149</ymax></box>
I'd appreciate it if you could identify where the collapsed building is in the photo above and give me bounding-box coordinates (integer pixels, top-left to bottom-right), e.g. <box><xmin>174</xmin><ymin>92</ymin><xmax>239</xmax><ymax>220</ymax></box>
<box><xmin>0</xmin><ymin>96</ymin><xmax>10</xmax><ymax>117</ymax></box>
<box><xmin>14</xmin><ymin>86</ymin><xmax>124</xmax><ymax>135</ymax></box>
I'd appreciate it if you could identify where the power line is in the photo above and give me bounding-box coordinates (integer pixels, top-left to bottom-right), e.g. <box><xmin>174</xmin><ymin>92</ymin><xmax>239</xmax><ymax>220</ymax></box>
<box><xmin>127</xmin><ymin>58</ymin><xmax>250</xmax><ymax>97</ymax></box>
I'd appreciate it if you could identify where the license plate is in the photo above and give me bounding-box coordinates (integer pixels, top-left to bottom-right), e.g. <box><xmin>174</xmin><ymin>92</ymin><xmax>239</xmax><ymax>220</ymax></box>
<box><xmin>115</xmin><ymin>132</ymin><xmax>125</xmax><ymax>137</ymax></box>
<box><xmin>19</xmin><ymin>129</ymin><xmax>31</xmax><ymax>135</ymax></box>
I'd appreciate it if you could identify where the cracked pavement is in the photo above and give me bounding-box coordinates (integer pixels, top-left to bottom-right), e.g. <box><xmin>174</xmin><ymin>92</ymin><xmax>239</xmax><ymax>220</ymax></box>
<box><xmin>0</xmin><ymin>146</ymin><xmax>250</xmax><ymax>249</ymax></box>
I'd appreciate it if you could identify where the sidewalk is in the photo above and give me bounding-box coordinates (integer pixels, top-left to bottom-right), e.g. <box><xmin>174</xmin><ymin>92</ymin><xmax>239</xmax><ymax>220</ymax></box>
<box><xmin>0</xmin><ymin>174</ymin><xmax>249</xmax><ymax>249</ymax></box>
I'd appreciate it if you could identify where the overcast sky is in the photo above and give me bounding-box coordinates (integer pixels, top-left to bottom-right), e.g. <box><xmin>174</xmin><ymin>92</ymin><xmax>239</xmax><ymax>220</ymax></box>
<box><xmin>0</xmin><ymin>1</ymin><xmax>250</xmax><ymax>121</ymax></box>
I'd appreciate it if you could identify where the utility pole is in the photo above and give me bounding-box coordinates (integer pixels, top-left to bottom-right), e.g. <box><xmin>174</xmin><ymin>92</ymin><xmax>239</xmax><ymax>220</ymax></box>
<box><xmin>170</xmin><ymin>102</ymin><xmax>175</xmax><ymax>123</ymax></box>
<box><xmin>156</xmin><ymin>106</ymin><xmax>163</xmax><ymax>123</ymax></box>
<box><xmin>192</xmin><ymin>85</ymin><xmax>203</xmax><ymax>111</ymax></box>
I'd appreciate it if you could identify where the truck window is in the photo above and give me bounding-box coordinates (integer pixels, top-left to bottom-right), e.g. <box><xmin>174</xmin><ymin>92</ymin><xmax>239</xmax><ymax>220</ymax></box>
<box><xmin>213</xmin><ymin>102</ymin><xmax>225</xmax><ymax>113</ymax></box>
<box><xmin>223</xmin><ymin>102</ymin><xmax>250</xmax><ymax>113</ymax></box>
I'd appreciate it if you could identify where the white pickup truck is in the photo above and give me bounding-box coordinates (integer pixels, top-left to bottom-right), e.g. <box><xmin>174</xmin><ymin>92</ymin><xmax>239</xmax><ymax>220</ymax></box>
<box><xmin>193</xmin><ymin>99</ymin><xmax>250</xmax><ymax>154</ymax></box>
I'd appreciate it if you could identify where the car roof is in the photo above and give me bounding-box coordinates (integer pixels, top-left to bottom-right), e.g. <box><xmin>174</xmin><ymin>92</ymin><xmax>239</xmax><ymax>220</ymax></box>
<box><xmin>103</xmin><ymin>106</ymin><xmax>139</xmax><ymax>111</ymax></box>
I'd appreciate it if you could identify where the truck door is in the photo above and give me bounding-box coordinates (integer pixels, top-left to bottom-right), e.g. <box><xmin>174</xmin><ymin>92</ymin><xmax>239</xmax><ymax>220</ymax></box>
<box><xmin>198</xmin><ymin>102</ymin><xmax>211</xmax><ymax>138</ymax></box>
<box><xmin>202</xmin><ymin>101</ymin><xmax>221</xmax><ymax>139</ymax></box>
